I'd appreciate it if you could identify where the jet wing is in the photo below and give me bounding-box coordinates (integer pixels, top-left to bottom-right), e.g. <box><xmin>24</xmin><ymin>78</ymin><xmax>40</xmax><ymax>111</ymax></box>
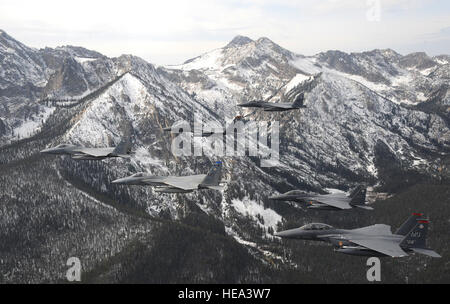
<box><xmin>162</xmin><ymin>174</ymin><xmax>206</xmax><ymax>190</ymax></box>
<box><xmin>347</xmin><ymin>238</ymin><xmax>407</xmax><ymax>257</ymax></box>
<box><xmin>77</xmin><ymin>147</ymin><xmax>115</xmax><ymax>157</ymax></box>
<box><xmin>351</xmin><ymin>224</ymin><xmax>392</xmax><ymax>236</ymax></box>
<box><xmin>302</xmin><ymin>194</ymin><xmax>352</xmax><ymax>210</ymax></box>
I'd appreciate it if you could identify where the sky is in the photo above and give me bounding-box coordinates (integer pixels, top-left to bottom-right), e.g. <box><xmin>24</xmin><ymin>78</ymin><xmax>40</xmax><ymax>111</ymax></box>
<box><xmin>1</xmin><ymin>0</ymin><xmax>449</xmax><ymax>65</ymax></box>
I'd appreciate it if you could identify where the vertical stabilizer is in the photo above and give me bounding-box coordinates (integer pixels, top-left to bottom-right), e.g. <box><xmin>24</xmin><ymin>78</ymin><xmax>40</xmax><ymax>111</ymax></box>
<box><xmin>395</xmin><ymin>213</ymin><xmax>423</xmax><ymax>235</ymax></box>
<box><xmin>349</xmin><ymin>185</ymin><xmax>367</xmax><ymax>206</ymax></box>
<box><xmin>400</xmin><ymin>220</ymin><xmax>429</xmax><ymax>249</ymax></box>
<box><xmin>113</xmin><ymin>136</ymin><xmax>132</xmax><ymax>156</ymax></box>
<box><xmin>201</xmin><ymin>161</ymin><xmax>223</xmax><ymax>186</ymax></box>
<box><xmin>292</xmin><ymin>93</ymin><xmax>305</xmax><ymax>108</ymax></box>
<box><xmin>400</xmin><ymin>219</ymin><xmax>441</xmax><ymax>257</ymax></box>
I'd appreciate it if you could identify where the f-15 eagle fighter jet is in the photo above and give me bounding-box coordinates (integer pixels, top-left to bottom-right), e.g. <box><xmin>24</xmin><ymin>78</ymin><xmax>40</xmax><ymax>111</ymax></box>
<box><xmin>238</xmin><ymin>93</ymin><xmax>306</xmax><ymax>112</ymax></box>
<box><xmin>269</xmin><ymin>185</ymin><xmax>373</xmax><ymax>211</ymax></box>
<box><xmin>40</xmin><ymin>136</ymin><xmax>132</xmax><ymax>160</ymax></box>
<box><xmin>275</xmin><ymin>214</ymin><xmax>441</xmax><ymax>258</ymax></box>
<box><xmin>112</xmin><ymin>161</ymin><xmax>224</xmax><ymax>193</ymax></box>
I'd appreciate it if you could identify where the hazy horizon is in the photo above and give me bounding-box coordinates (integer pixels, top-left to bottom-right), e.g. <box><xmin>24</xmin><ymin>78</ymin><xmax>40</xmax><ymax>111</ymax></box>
<box><xmin>1</xmin><ymin>0</ymin><xmax>449</xmax><ymax>65</ymax></box>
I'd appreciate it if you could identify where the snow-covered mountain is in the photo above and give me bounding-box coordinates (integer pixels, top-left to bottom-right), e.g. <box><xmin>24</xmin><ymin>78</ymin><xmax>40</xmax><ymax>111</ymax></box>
<box><xmin>163</xmin><ymin>35</ymin><xmax>302</xmax><ymax>120</ymax></box>
<box><xmin>166</xmin><ymin>36</ymin><xmax>449</xmax><ymax>111</ymax></box>
<box><xmin>164</xmin><ymin>35</ymin><xmax>449</xmax><ymax>183</ymax></box>
<box><xmin>0</xmin><ymin>30</ymin><xmax>125</xmax><ymax>140</ymax></box>
<box><xmin>0</xmin><ymin>30</ymin><xmax>449</xmax><ymax>283</ymax></box>
<box><xmin>312</xmin><ymin>50</ymin><xmax>450</xmax><ymax>109</ymax></box>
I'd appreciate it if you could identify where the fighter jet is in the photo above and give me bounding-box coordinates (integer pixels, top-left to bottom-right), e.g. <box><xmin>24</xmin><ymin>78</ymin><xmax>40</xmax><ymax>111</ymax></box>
<box><xmin>269</xmin><ymin>185</ymin><xmax>373</xmax><ymax>210</ymax></box>
<box><xmin>40</xmin><ymin>136</ymin><xmax>132</xmax><ymax>160</ymax></box>
<box><xmin>275</xmin><ymin>214</ymin><xmax>441</xmax><ymax>258</ymax></box>
<box><xmin>237</xmin><ymin>93</ymin><xmax>306</xmax><ymax>112</ymax></box>
<box><xmin>112</xmin><ymin>161</ymin><xmax>224</xmax><ymax>193</ymax></box>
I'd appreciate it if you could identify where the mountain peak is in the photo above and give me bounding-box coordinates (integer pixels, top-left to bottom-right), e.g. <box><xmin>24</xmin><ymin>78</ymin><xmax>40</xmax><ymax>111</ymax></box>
<box><xmin>256</xmin><ymin>37</ymin><xmax>274</xmax><ymax>44</ymax></box>
<box><xmin>55</xmin><ymin>45</ymin><xmax>105</xmax><ymax>59</ymax></box>
<box><xmin>369</xmin><ymin>48</ymin><xmax>400</xmax><ymax>56</ymax></box>
<box><xmin>225</xmin><ymin>35</ymin><xmax>253</xmax><ymax>48</ymax></box>
<box><xmin>399</xmin><ymin>51</ymin><xmax>437</xmax><ymax>70</ymax></box>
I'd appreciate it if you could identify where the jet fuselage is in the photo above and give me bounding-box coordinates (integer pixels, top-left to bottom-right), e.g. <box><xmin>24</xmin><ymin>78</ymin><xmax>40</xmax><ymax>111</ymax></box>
<box><xmin>237</xmin><ymin>102</ymin><xmax>303</xmax><ymax>111</ymax></box>
<box><xmin>275</xmin><ymin>224</ymin><xmax>421</xmax><ymax>257</ymax></box>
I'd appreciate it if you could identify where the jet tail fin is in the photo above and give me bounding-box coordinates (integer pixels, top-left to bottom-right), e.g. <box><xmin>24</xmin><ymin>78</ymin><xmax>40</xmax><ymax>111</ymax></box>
<box><xmin>201</xmin><ymin>161</ymin><xmax>223</xmax><ymax>186</ymax></box>
<box><xmin>112</xmin><ymin>136</ymin><xmax>132</xmax><ymax>156</ymax></box>
<box><xmin>400</xmin><ymin>220</ymin><xmax>441</xmax><ymax>257</ymax></box>
<box><xmin>400</xmin><ymin>220</ymin><xmax>429</xmax><ymax>249</ymax></box>
<box><xmin>395</xmin><ymin>213</ymin><xmax>423</xmax><ymax>235</ymax></box>
<box><xmin>349</xmin><ymin>185</ymin><xmax>367</xmax><ymax>207</ymax></box>
<box><xmin>292</xmin><ymin>93</ymin><xmax>305</xmax><ymax>108</ymax></box>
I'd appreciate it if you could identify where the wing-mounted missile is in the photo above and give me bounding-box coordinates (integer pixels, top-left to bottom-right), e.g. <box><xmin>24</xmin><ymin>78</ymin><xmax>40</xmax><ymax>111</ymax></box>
<box><xmin>307</xmin><ymin>201</ymin><xmax>339</xmax><ymax>210</ymax></box>
<box><xmin>154</xmin><ymin>187</ymin><xmax>194</xmax><ymax>193</ymax></box>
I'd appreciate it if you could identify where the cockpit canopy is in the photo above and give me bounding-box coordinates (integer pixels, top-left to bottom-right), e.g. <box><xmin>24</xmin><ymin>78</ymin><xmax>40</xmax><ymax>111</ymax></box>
<box><xmin>131</xmin><ymin>172</ymin><xmax>146</xmax><ymax>178</ymax></box>
<box><xmin>300</xmin><ymin>223</ymin><xmax>333</xmax><ymax>231</ymax></box>
<box><xmin>284</xmin><ymin>190</ymin><xmax>306</xmax><ymax>195</ymax></box>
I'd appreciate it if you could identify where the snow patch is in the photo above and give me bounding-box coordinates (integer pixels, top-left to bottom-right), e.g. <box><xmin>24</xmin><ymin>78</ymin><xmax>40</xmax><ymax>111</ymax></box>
<box><xmin>435</xmin><ymin>58</ymin><xmax>448</xmax><ymax>65</ymax></box>
<box><xmin>285</xmin><ymin>73</ymin><xmax>311</xmax><ymax>92</ymax></box>
<box><xmin>74</xmin><ymin>57</ymin><xmax>97</xmax><ymax>64</ymax></box>
<box><xmin>225</xmin><ymin>227</ymin><xmax>258</xmax><ymax>248</ymax></box>
<box><xmin>412</xmin><ymin>156</ymin><xmax>428</xmax><ymax>167</ymax></box>
<box><xmin>290</xmin><ymin>57</ymin><xmax>322</xmax><ymax>74</ymax></box>
<box><xmin>367</xmin><ymin>163</ymin><xmax>378</xmax><ymax>177</ymax></box>
<box><xmin>3</xmin><ymin>47</ymin><xmax>15</xmax><ymax>54</ymax></box>
<box><xmin>419</xmin><ymin>67</ymin><xmax>436</xmax><ymax>76</ymax></box>
<box><xmin>391</xmin><ymin>73</ymin><xmax>412</xmax><ymax>86</ymax></box>
<box><xmin>133</xmin><ymin>146</ymin><xmax>163</xmax><ymax>168</ymax></box>
<box><xmin>231</xmin><ymin>197</ymin><xmax>282</xmax><ymax>230</ymax></box>
<box><xmin>397</xmin><ymin>99</ymin><xmax>418</xmax><ymax>105</ymax></box>
<box><xmin>13</xmin><ymin>106</ymin><xmax>55</xmax><ymax>139</ymax></box>
<box><xmin>169</xmin><ymin>48</ymin><xmax>223</xmax><ymax>71</ymax></box>
<box><xmin>417</xmin><ymin>92</ymin><xmax>427</xmax><ymax>102</ymax></box>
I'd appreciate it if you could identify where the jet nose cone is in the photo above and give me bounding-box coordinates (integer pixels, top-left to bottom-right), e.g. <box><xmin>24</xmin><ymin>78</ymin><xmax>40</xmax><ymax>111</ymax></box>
<box><xmin>274</xmin><ymin>228</ymin><xmax>303</xmax><ymax>239</ymax></box>
<box><xmin>274</xmin><ymin>230</ymin><xmax>289</xmax><ymax>237</ymax></box>
<box><xmin>112</xmin><ymin>178</ymin><xmax>127</xmax><ymax>184</ymax></box>
<box><xmin>40</xmin><ymin>148</ymin><xmax>53</xmax><ymax>154</ymax></box>
<box><xmin>237</xmin><ymin>102</ymin><xmax>253</xmax><ymax>107</ymax></box>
